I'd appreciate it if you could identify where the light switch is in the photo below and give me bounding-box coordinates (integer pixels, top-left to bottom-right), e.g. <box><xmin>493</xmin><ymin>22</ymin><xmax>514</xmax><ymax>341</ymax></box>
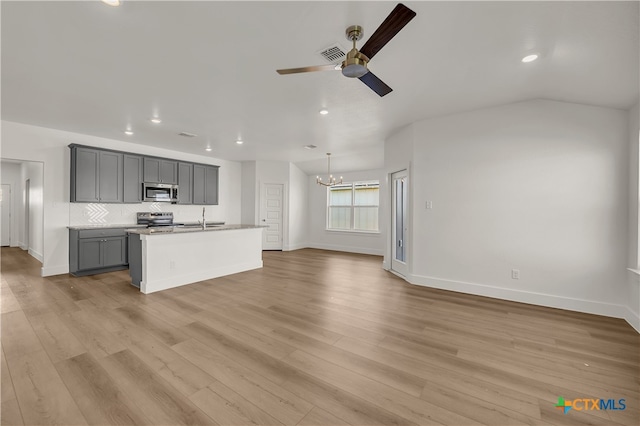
<box><xmin>426</xmin><ymin>200</ymin><xmax>433</xmax><ymax>209</ymax></box>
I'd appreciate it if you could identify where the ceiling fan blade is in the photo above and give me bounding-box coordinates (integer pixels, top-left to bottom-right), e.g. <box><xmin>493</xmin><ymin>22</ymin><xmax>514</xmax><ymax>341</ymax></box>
<box><xmin>359</xmin><ymin>3</ymin><xmax>416</xmax><ymax>60</ymax></box>
<box><xmin>276</xmin><ymin>64</ymin><xmax>339</xmax><ymax>75</ymax></box>
<box><xmin>359</xmin><ymin>71</ymin><xmax>392</xmax><ymax>97</ymax></box>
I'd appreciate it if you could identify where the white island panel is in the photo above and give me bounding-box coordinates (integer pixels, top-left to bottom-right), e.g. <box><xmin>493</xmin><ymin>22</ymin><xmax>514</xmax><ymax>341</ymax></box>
<box><xmin>137</xmin><ymin>227</ymin><xmax>263</xmax><ymax>294</ymax></box>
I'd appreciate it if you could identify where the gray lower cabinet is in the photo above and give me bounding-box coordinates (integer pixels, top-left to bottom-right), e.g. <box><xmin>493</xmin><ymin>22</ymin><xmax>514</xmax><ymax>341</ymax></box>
<box><xmin>69</xmin><ymin>228</ymin><xmax>128</xmax><ymax>276</ymax></box>
<box><xmin>71</xmin><ymin>146</ymin><xmax>123</xmax><ymax>203</ymax></box>
<box><xmin>123</xmin><ymin>154</ymin><xmax>143</xmax><ymax>203</ymax></box>
<box><xmin>177</xmin><ymin>162</ymin><xmax>193</xmax><ymax>204</ymax></box>
<box><xmin>193</xmin><ymin>164</ymin><xmax>219</xmax><ymax>205</ymax></box>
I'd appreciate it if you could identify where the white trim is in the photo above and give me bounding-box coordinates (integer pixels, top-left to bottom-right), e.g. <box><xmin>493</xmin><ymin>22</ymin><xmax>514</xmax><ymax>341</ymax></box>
<box><xmin>624</xmin><ymin>306</ymin><xmax>640</xmax><ymax>333</ymax></box>
<box><xmin>28</xmin><ymin>248</ymin><xmax>43</xmax><ymax>263</ymax></box>
<box><xmin>141</xmin><ymin>260</ymin><xmax>263</xmax><ymax>294</ymax></box>
<box><xmin>406</xmin><ymin>273</ymin><xmax>638</xmax><ymax>333</ymax></box>
<box><xmin>41</xmin><ymin>264</ymin><xmax>69</xmax><ymax>277</ymax></box>
<box><xmin>627</xmin><ymin>268</ymin><xmax>640</xmax><ymax>276</ymax></box>
<box><xmin>283</xmin><ymin>242</ymin><xmax>308</xmax><ymax>251</ymax></box>
<box><xmin>307</xmin><ymin>243</ymin><xmax>383</xmax><ymax>256</ymax></box>
<box><xmin>325</xmin><ymin>229</ymin><xmax>380</xmax><ymax>235</ymax></box>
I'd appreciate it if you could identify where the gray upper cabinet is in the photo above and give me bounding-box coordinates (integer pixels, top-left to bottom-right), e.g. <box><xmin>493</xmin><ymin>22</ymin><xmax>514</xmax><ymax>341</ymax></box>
<box><xmin>70</xmin><ymin>144</ymin><xmax>218</xmax><ymax>205</ymax></box>
<box><xmin>98</xmin><ymin>151</ymin><xmax>123</xmax><ymax>202</ymax></box>
<box><xmin>193</xmin><ymin>164</ymin><xmax>219</xmax><ymax>205</ymax></box>
<box><xmin>72</xmin><ymin>147</ymin><xmax>99</xmax><ymax>202</ymax></box>
<box><xmin>123</xmin><ymin>154</ymin><xmax>143</xmax><ymax>203</ymax></box>
<box><xmin>177</xmin><ymin>162</ymin><xmax>193</xmax><ymax>204</ymax></box>
<box><xmin>71</xmin><ymin>146</ymin><xmax>123</xmax><ymax>203</ymax></box>
<box><xmin>143</xmin><ymin>157</ymin><xmax>178</xmax><ymax>184</ymax></box>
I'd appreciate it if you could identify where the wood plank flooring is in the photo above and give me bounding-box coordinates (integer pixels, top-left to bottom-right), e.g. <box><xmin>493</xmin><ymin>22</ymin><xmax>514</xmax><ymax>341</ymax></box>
<box><xmin>1</xmin><ymin>246</ymin><xmax>638</xmax><ymax>425</ymax></box>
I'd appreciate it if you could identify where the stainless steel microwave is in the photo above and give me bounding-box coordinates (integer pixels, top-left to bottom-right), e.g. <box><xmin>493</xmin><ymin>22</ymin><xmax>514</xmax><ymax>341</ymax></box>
<box><xmin>142</xmin><ymin>183</ymin><xmax>178</xmax><ymax>203</ymax></box>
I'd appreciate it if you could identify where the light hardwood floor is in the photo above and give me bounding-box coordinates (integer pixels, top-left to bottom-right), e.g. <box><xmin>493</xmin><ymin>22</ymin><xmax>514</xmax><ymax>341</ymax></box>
<box><xmin>1</xmin><ymin>246</ymin><xmax>638</xmax><ymax>425</ymax></box>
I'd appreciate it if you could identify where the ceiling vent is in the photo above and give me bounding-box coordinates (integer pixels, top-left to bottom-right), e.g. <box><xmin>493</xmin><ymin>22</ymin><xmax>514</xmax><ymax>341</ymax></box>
<box><xmin>318</xmin><ymin>44</ymin><xmax>347</xmax><ymax>63</ymax></box>
<box><xmin>178</xmin><ymin>132</ymin><xmax>197</xmax><ymax>138</ymax></box>
<box><xmin>304</xmin><ymin>144</ymin><xmax>317</xmax><ymax>149</ymax></box>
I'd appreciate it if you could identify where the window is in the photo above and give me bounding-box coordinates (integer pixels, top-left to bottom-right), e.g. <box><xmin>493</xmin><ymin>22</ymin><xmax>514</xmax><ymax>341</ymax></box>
<box><xmin>327</xmin><ymin>181</ymin><xmax>379</xmax><ymax>232</ymax></box>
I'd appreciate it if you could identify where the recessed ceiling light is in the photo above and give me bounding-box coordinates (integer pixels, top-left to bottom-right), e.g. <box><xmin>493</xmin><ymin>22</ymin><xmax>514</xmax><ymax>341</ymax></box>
<box><xmin>150</xmin><ymin>117</ymin><xmax>162</xmax><ymax>124</ymax></box>
<box><xmin>319</xmin><ymin>108</ymin><xmax>329</xmax><ymax>115</ymax></box>
<box><xmin>205</xmin><ymin>147</ymin><xmax>212</xmax><ymax>152</ymax></box>
<box><xmin>101</xmin><ymin>0</ymin><xmax>121</xmax><ymax>6</ymax></box>
<box><xmin>521</xmin><ymin>54</ymin><xmax>539</xmax><ymax>63</ymax></box>
<box><xmin>236</xmin><ymin>140</ymin><xmax>244</xmax><ymax>145</ymax></box>
<box><xmin>124</xmin><ymin>130</ymin><xmax>133</xmax><ymax>136</ymax></box>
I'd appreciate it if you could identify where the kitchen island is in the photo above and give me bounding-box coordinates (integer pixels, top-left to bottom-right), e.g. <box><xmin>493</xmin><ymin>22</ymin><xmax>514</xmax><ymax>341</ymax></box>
<box><xmin>127</xmin><ymin>225</ymin><xmax>264</xmax><ymax>294</ymax></box>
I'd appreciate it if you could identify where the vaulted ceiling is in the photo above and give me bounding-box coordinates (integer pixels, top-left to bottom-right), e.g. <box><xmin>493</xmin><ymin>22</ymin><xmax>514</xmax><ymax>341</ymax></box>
<box><xmin>2</xmin><ymin>1</ymin><xmax>638</xmax><ymax>174</ymax></box>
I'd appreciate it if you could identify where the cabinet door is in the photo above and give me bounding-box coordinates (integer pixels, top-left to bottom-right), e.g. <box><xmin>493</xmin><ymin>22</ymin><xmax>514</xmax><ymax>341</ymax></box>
<box><xmin>193</xmin><ymin>164</ymin><xmax>206</xmax><ymax>205</ymax></box>
<box><xmin>178</xmin><ymin>163</ymin><xmax>193</xmax><ymax>204</ymax></box>
<box><xmin>123</xmin><ymin>154</ymin><xmax>143</xmax><ymax>203</ymax></box>
<box><xmin>143</xmin><ymin>157</ymin><xmax>160</xmax><ymax>182</ymax></box>
<box><xmin>73</xmin><ymin>148</ymin><xmax>100</xmax><ymax>202</ymax></box>
<box><xmin>102</xmin><ymin>237</ymin><xmax>127</xmax><ymax>267</ymax></box>
<box><xmin>159</xmin><ymin>160</ymin><xmax>178</xmax><ymax>184</ymax></box>
<box><xmin>98</xmin><ymin>151</ymin><xmax>123</xmax><ymax>202</ymax></box>
<box><xmin>204</xmin><ymin>166</ymin><xmax>219</xmax><ymax>205</ymax></box>
<box><xmin>78</xmin><ymin>238</ymin><xmax>102</xmax><ymax>270</ymax></box>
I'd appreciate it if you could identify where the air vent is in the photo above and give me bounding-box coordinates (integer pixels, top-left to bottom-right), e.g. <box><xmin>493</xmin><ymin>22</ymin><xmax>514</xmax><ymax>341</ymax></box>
<box><xmin>178</xmin><ymin>132</ymin><xmax>197</xmax><ymax>138</ymax></box>
<box><xmin>304</xmin><ymin>144</ymin><xmax>317</xmax><ymax>150</ymax></box>
<box><xmin>318</xmin><ymin>44</ymin><xmax>347</xmax><ymax>63</ymax></box>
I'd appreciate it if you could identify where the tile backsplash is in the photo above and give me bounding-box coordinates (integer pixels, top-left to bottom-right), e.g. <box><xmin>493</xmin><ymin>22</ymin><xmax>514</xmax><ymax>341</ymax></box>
<box><xmin>69</xmin><ymin>203</ymin><xmax>224</xmax><ymax>226</ymax></box>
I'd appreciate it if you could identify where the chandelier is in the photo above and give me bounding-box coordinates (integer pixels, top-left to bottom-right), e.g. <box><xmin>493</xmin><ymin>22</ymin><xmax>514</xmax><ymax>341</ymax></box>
<box><xmin>316</xmin><ymin>153</ymin><xmax>343</xmax><ymax>187</ymax></box>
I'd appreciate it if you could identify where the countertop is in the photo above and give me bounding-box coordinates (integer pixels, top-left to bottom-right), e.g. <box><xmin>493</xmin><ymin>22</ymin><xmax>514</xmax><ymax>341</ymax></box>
<box><xmin>68</xmin><ymin>224</ymin><xmax>148</xmax><ymax>230</ymax></box>
<box><xmin>126</xmin><ymin>224</ymin><xmax>265</xmax><ymax>235</ymax></box>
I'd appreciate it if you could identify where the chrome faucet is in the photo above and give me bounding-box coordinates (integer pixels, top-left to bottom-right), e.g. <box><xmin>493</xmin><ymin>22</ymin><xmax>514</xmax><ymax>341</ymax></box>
<box><xmin>201</xmin><ymin>207</ymin><xmax>206</xmax><ymax>229</ymax></box>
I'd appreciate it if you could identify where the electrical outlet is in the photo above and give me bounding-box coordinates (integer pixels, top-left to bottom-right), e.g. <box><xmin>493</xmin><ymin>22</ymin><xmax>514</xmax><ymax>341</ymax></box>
<box><xmin>170</xmin><ymin>261</ymin><xmax>176</xmax><ymax>269</ymax></box>
<box><xmin>426</xmin><ymin>200</ymin><xmax>433</xmax><ymax>209</ymax></box>
<box><xmin>511</xmin><ymin>269</ymin><xmax>520</xmax><ymax>279</ymax></box>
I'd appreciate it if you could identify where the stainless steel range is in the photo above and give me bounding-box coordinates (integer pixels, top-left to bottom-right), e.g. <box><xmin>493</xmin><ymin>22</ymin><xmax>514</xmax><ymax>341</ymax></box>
<box><xmin>136</xmin><ymin>212</ymin><xmax>175</xmax><ymax>227</ymax></box>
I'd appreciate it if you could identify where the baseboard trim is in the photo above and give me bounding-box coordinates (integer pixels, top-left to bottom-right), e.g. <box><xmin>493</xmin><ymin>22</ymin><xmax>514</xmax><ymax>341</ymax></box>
<box><xmin>623</xmin><ymin>306</ymin><xmax>640</xmax><ymax>333</ymax></box>
<box><xmin>283</xmin><ymin>243</ymin><xmax>308</xmax><ymax>252</ymax></box>
<box><xmin>408</xmin><ymin>273</ymin><xmax>635</xmax><ymax>331</ymax></box>
<box><xmin>307</xmin><ymin>243</ymin><xmax>383</xmax><ymax>256</ymax></box>
<box><xmin>41</xmin><ymin>264</ymin><xmax>69</xmax><ymax>277</ymax></box>
<box><xmin>28</xmin><ymin>248</ymin><xmax>43</xmax><ymax>263</ymax></box>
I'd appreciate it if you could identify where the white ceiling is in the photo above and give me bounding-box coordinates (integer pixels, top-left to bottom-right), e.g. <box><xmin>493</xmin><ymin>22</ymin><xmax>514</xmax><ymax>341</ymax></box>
<box><xmin>2</xmin><ymin>1</ymin><xmax>638</xmax><ymax>174</ymax></box>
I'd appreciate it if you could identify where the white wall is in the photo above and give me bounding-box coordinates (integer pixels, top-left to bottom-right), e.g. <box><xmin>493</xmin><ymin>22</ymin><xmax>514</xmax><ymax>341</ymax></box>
<box><xmin>1</xmin><ymin>120</ymin><xmax>242</xmax><ymax>276</ymax></box>
<box><xmin>241</xmin><ymin>161</ymin><xmax>256</xmax><ymax>225</ymax></box>
<box><xmin>383</xmin><ymin>125</ymin><xmax>415</xmax><ymax>270</ymax></box>
<box><xmin>307</xmin><ymin>169</ymin><xmax>385</xmax><ymax>256</ymax></box>
<box><xmin>1</xmin><ymin>162</ymin><xmax>22</xmax><ymax>247</ymax></box>
<box><xmin>242</xmin><ymin>160</ymin><xmax>310</xmax><ymax>251</ymax></box>
<box><xmin>626</xmin><ymin>102</ymin><xmax>639</xmax><ymax>331</ymax></box>
<box><xmin>287</xmin><ymin>163</ymin><xmax>308</xmax><ymax>251</ymax></box>
<box><xmin>23</xmin><ymin>162</ymin><xmax>44</xmax><ymax>261</ymax></box>
<box><xmin>385</xmin><ymin>99</ymin><xmax>632</xmax><ymax>323</ymax></box>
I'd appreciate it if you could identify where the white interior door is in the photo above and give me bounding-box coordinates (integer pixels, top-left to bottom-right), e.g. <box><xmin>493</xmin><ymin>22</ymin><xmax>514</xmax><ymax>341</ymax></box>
<box><xmin>260</xmin><ymin>183</ymin><xmax>284</xmax><ymax>250</ymax></box>
<box><xmin>1</xmin><ymin>184</ymin><xmax>11</xmax><ymax>246</ymax></box>
<box><xmin>391</xmin><ymin>171</ymin><xmax>408</xmax><ymax>276</ymax></box>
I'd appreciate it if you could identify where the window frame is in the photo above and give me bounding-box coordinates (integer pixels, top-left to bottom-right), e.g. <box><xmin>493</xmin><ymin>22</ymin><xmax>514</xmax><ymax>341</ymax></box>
<box><xmin>326</xmin><ymin>180</ymin><xmax>380</xmax><ymax>234</ymax></box>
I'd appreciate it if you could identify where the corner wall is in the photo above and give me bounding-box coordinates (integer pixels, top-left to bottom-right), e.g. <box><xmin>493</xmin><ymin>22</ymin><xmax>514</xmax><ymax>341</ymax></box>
<box><xmin>386</xmin><ymin>99</ymin><xmax>633</xmax><ymax>325</ymax></box>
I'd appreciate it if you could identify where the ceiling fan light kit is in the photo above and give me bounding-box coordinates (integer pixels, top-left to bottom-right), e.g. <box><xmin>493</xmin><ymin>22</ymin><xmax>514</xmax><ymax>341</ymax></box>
<box><xmin>276</xmin><ymin>3</ymin><xmax>416</xmax><ymax>97</ymax></box>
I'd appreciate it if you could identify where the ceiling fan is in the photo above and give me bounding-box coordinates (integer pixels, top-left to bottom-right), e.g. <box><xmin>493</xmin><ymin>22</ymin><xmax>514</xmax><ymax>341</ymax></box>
<box><xmin>276</xmin><ymin>3</ymin><xmax>416</xmax><ymax>97</ymax></box>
